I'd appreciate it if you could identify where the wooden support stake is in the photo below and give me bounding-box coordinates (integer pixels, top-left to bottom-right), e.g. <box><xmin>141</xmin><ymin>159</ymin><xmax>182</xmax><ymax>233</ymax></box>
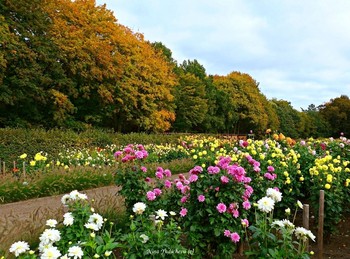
<box><xmin>318</xmin><ymin>190</ymin><xmax>325</xmax><ymax>259</ymax></box>
<box><xmin>303</xmin><ymin>204</ymin><xmax>310</xmax><ymax>252</ymax></box>
<box><xmin>2</xmin><ymin>162</ymin><xmax>5</xmax><ymax>174</ymax></box>
<box><xmin>238</xmin><ymin>241</ymin><xmax>244</xmax><ymax>256</ymax></box>
<box><xmin>0</xmin><ymin>159</ymin><xmax>1</xmax><ymax>173</ymax></box>
<box><xmin>23</xmin><ymin>161</ymin><xmax>26</xmax><ymax>179</ymax></box>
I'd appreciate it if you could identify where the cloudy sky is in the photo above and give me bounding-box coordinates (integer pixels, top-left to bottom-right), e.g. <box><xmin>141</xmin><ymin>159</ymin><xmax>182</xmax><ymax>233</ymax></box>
<box><xmin>96</xmin><ymin>0</ymin><xmax>350</xmax><ymax>110</ymax></box>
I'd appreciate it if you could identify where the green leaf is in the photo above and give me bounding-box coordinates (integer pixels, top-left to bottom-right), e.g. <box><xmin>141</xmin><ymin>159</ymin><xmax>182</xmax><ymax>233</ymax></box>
<box><xmin>95</xmin><ymin>235</ymin><xmax>103</xmax><ymax>245</ymax></box>
<box><xmin>130</xmin><ymin>222</ymin><xmax>136</xmax><ymax>231</ymax></box>
<box><xmin>214</xmin><ymin>228</ymin><xmax>221</xmax><ymax>237</ymax></box>
<box><xmin>106</xmin><ymin>242</ymin><xmax>119</xmax><ymax>250</ymax></box>
<box><xmin>190</xmin><ymin>225</ymin><xmax>197</xmax><ymax>232</ymax></box>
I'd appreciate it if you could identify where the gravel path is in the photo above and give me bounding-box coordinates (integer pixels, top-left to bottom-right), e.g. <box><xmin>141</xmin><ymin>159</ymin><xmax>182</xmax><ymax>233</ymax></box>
<box><xmin>0</xmin><ymin>185</ymin><xmax>121</xmax><ymax>218</ymax></box>
<box><xmin>0</xmin><ymin>185</ymin><xmax>122</xmax><ymax>251</ymax></box>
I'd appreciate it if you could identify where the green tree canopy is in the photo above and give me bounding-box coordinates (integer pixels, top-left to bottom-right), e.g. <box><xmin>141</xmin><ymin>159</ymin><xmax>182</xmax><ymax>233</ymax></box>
<box><xmin>270</xmin><ymin>99</ymin><xmax>301</xmax><ymax>138</ymax></box>
<box><xmin>0</xmin><ymin>0</ymin><xmax>69</xmax><ymax>127</ymax></box>
<box><xmin>212</xmin><ymin>72</ymin><xmax>278</xmax><ymax>135</ymax></box>
<box><xmin>173</xmin><ymin>72</ymin><xmax>208</xmax><ymax>131</ymax></box>
<box><xmin>0</xmin><ymin>0</ymin><xmax>343</xmax><ymax>136</ymax></box>
<box><xmin>172</xmin><ymin>59</ymin><xmax>209</xmax><ymax>132</ymax></box>
<box><xmin>319</xmin><ymin>95</ymin><xmax>350</xmax><ymax>137</ymax></box>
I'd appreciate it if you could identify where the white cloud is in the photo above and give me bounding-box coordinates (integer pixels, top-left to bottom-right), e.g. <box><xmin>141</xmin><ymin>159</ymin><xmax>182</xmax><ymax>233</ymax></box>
<box><xmin>96</xmin><ymin>0</ymin><xmax>350</xmax><ymax>110</ymax></box>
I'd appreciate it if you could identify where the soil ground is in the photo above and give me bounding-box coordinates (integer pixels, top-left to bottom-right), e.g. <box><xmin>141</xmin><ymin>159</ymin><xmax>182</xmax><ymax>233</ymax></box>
<box><xmin>309</xmin><ymin>212</ymin><xmax>350</xmax><ymax>259</ymax></box>
<box><xmin>1</xmin><ymin>186</ymin><xmax>350</xmax><ymax>258</ymax></box>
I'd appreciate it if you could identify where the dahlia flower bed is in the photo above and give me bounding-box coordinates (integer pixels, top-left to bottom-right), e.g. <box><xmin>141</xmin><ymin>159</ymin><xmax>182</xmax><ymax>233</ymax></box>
<box><xmin>13</xmin><ymin>142</ymin><xmax>189</xmax><ymax>175</ymax></box>
<box><xmin>4</xmin><ymin>133</ymin><xmax>350</xmax><ymax>258</ymax></box>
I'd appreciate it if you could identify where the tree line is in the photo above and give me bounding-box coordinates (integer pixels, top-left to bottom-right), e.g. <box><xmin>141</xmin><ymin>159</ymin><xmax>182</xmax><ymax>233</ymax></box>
<box><xmin>0</xmin><ymin>0</ymin><xmax>348</xmax><ymax>138</ymax></box>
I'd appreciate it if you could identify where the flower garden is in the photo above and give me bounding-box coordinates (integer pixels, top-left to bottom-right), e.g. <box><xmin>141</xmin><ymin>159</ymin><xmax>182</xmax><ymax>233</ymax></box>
<box><xmin>1</xmin><ymin>132</ymin><xmax>350</xmax><ymax>258</ymax></box>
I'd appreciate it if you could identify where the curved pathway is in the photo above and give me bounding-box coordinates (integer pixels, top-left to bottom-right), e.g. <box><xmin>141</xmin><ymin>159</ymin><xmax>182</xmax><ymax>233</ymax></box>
<box><xmin>0</xmin><ymin>185</ymin><xmax>122</xmax><ymax>251</ymax></box>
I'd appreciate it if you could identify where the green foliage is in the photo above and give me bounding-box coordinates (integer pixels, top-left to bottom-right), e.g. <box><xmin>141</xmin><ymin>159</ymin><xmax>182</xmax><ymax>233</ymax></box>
<box><xmin>151</xmin><ymin>41</ymin><xmax>177</xmax><ymax>66</ymax></box>
<box><xmin>302</xmin><ymin>105</ymin><xmax>331</xmax><ymax>138</ymax></box>
<box><xmin>179</xmin><ymin>59</ymin><xmax>207</xmax><ymax>80</ymax></box>
<box><xmin>0</xmin><ymin>128</ymin><xmax>182</xmax><ymax>165</ymax></box>
<box><xmin>319</xmin><ymin>95</ymin><xmax>350</xmax><ymax>137</ymax></box>
<box><xmin>176</xmin><ymin>163</ymin><xmax>250</xmax><ymax>258</ymax></box>
<box><xmin>173</xmin><ymin>73</ymin><xmax>208</xmax><ymax>131</ymax></box>
<box><xmin>0</xmin><ymin>15</ymin><xmax>10</xmax><ymax>85</ymax></box>
<box><xmin>0</xmin><ymin>158</ymin><xmax>192</xmax><ymax>205</ymax></box>
<box><xmin>0</xmin><ymin>128</ymin><xmax>84</xmax><ymax>164</ymax></box>
<box><xmin>199</xmin><ymin>77</ymin><xmax>227</xmax><ymax>133</ymax></box>
<box><xmin>0</xmin><ymin>0</ymin><xmax>345</xmax><ymax>135</ymax></box>
<box><xmin>146</xmin><ymin>158</ymin><xmax>194</xmax><ymax>175</ymax></box>
<box><xmin>0</xmin><ymin>0</ymin><xmax>70</xmax><ymax>128</ymax></box>
<box><xmin>113</xmin><ymin>145</ymin><xmax>150</xmax><ymax>213</ymax></box>
<box><xmin>114</xmin><ymin>132</ymin><xmax>182</xmax><ymax>146</ymax></box>
<box><xmin>227</xmin><ymin>72</ymin><xmax>271</xmax><ymax>134</ymax></box>
<box><xmin>1</xmin><ymin>0</ymin><xmax>177</xmax><ymax>132</ymax></box>
<box><xmin>210</xmin><ymin>71</ymin><xmax>279</xmax><ymax>135</ymax></box>
<box><xmin>270</xmin><ymin>99</ymin><xmax>301</xmax><ymax>138</ymax></box>
<box><xmin>119</xmin><ymin>210</ymin><xmax>188</xmax><ymax>258</ymax></box>
<box><xmin>246</xmin><ymin>192</ymin><xmax>314</xmax><ymax>259</ymax></box>
<box><xmin>0</xmin><ymin>166</ymin><xmax>115</xmax><ymax>204</ymax></box>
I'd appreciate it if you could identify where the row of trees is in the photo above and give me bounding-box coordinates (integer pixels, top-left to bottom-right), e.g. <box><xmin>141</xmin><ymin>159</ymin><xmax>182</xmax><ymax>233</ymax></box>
<box><xmin>0</xmin><ymin>0</ymin><xmax>348</xmax><ymax>138</ymax></box>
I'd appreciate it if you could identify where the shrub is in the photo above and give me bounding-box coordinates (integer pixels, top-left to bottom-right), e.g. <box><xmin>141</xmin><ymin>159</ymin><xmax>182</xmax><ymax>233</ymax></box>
<box><xmin>0</xmin><ymin>166</ymin><xmax>115</xmax><ymax>204</ymax></box>
<box><xmin>172</xmin><ymin>157</ymin><xmax>253</xmax><ymax>258</ymax></box>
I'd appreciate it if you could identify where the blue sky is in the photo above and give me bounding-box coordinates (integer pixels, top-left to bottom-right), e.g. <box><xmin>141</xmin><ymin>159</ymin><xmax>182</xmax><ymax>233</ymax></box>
<box><xmin>96</xmin><ymin>0</ymin><xmax>350</xmax><ymax>110</ymax></box>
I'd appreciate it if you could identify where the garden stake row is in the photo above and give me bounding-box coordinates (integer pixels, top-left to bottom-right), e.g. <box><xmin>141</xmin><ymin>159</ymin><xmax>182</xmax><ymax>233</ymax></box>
<box><xmin>0</xmin><ymin>160</ymin><xmax>26</xmax><ymax>178</ymax></box>
<box><xmin>318</xmin><ymin>190</ymin><xmax>325</xmax><ymax>259</ymax></box>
